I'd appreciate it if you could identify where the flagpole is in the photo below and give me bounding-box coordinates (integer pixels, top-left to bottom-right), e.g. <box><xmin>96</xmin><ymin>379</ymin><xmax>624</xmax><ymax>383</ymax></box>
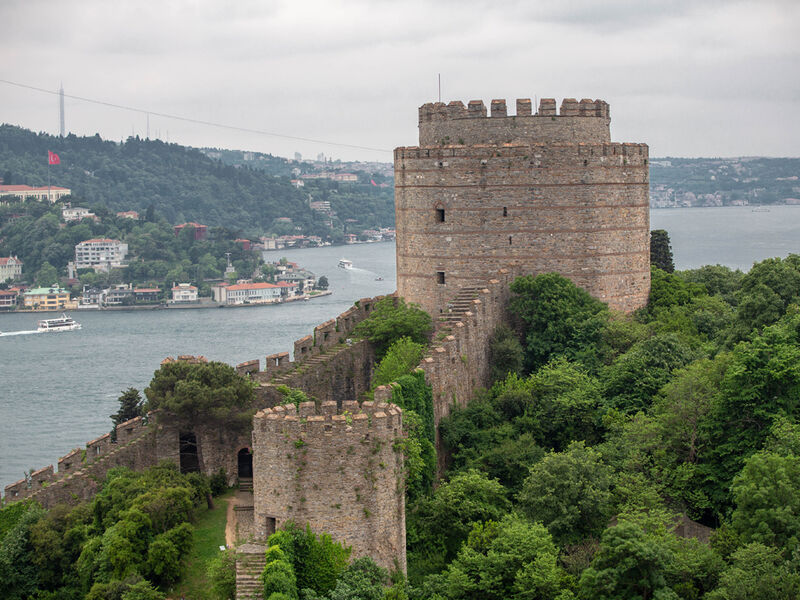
<box><xmin>48</xmin><ymin>156</ymin><xmax>51</xmax><ymax>203</ymax></box>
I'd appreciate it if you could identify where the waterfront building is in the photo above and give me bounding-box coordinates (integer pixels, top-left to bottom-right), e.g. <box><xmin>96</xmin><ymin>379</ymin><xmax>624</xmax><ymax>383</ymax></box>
<box><xmin>22</xmin><ymin>286</ymin><xmax>71</xmax><ymax>310</ymax></box>
<box><xmin>171</xmin><ymin>283</ymin><xmax>198</xmax><ymax>303</ymax></box>
<box><xmin>0</xmin><ymin>256</ymin><xmax>23</xmax><ymax>282</ymax></box>
<box><xmin>225</xmin><ymin>282</ymin><xmax>282</xmax><ymax>304</ymax></box>
<box><xmin>74</xmin><ymin>239</ymin><xmax>128</xmax><ymax>270</ymax></box>
<box><xmin>80</xmin><ymin>286</ymin><xmax>107</xmax><ymax>307</ymax></box>
<box><xmin>105</xmin><ymin>285</ymin><xmax>134</xmax><ymax>306</ymax></box>
<box><xmin>0</xmin><ymin>289</ymin><xmax>18</xmax><ymax>308</ymax></box>
<box><xmin>134</xmin><ymin>288</ymin><xmax>161</xmax><ymax>303</ymax></box>
<box><xmin>116</xmin><ymin>211</ymin><xmax>139</xmax><ymax>219</ymax></box>
<box><xmin>0</xmin><ymin>184</ymin><xmax>71</xmax><ymax>203</ymax></box>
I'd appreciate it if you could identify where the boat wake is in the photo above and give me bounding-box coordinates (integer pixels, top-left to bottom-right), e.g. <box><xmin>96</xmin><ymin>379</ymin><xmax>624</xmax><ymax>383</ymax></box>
<box><xmin>0</xmin><ymin>330</ymin><xmax>39</xmax><ymax>337</ymax></box>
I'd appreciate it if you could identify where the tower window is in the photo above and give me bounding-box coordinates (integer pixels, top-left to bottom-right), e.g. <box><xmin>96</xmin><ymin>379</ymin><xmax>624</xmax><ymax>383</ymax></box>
<box><xmin>436</xmin><ymin>208</ymin><xmax>445</xmax><ymax>222</ymax></box>
<box><xmin>437</xmin><ymin>271</ymin><xmax>446</xmax><ymax>285</ymax></box>
<box><xmin>509</xmin><ymin>236</ymin><xmax>512</xmax><ymax>246</ymax></box>
<box><xmin>503</xmin><ymin>206</ymin><xmax>507</xmax><ymax>217</ymax></box>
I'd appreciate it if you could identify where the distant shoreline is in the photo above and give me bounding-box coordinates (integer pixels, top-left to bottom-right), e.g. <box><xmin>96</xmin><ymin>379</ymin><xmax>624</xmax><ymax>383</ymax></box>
<box><xmin>0</xmin><ymin>290</ymin><xmax>333</xmax><ymax>315</ymax></box>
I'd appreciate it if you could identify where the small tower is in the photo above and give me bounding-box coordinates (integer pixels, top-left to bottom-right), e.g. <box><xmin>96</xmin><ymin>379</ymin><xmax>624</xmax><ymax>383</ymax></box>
<box><xmin>252</xmin><ymin>400</ymin><xmax>406</xmax><ymax>572</ymax></box>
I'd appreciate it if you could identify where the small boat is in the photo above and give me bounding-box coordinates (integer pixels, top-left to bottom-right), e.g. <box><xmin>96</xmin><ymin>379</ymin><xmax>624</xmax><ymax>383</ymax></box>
<box><xmin>375</xmin><ymin>276</ymin><xmax>384</xmax><ymax>281</ymax></box>
<box><xmin>37</xmin><ymin>314</ymin><xmax>81</xmax><ymax>332</ymax></box>
<box><xmin>338</xmin><ymin>258</ymin><xmax>353</xmax><ymax>269</ymax></box>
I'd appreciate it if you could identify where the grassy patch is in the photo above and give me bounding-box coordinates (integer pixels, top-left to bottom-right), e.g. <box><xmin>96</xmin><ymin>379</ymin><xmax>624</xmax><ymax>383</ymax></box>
<box><xmin>168</xmin><ymin>489</ymin><xmax>234</xmax><ymax>599</ymax></box>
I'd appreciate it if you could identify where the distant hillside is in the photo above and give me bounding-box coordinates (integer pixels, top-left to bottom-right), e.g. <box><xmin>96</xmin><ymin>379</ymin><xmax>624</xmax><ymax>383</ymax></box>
<box><xmin>0</xmin><ymin>125</ymin><xmax>393</xmax><ymax>235</ymax></box>
<box><xmin>650</xmin><ymin>157</ymin><xmax>800</xmax><ymax>208</ymax></box>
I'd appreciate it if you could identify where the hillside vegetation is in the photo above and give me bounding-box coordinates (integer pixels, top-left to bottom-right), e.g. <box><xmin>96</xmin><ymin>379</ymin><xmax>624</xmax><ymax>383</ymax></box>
<box><xmin>0</xmin><ymin>124</ymin><xmax>393</xmax><ymax>235</ymax></box>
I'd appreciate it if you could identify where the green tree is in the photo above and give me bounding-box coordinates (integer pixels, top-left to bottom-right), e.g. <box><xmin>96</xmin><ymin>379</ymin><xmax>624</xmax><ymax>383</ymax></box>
<box><xmin>600</xmin><ymin>334</ymin><xmax>697</xmax><ymax>414</ymax></box>
<box><xmin>353</xmin><ymin>297</ymin><xmax>432</xmax><ymax>360</ymax></box>
<box><xmin>316</xmin><ymin>275</ymin><xmax>329</xmax><ymax>290</ymax></box>
<box><xmin>34</xmin><ymin>261</ymin><xmax>59</xmax><ymax>286</ymax></box>
<box><xmin>207</xmin><ymin>549</ymin><xmax>237</xmax><ymax>600</ymax></box>
<box><xmin>426</xmin><ymin>516</ymin><xmax>567</xmax><ymax>600</ymax></box>
<box><xmin>111</xmin><ymin>388</ymin><xmax>144</xmax><ymax>427</ymax></box>
<box><xmin>409</xmin><ymin>469</ymin><xmax>510</xmax><ymax>563</ymax></box>
<box><xmin>509</xmin><ymin>273</ymin><xmax>609</xmax><ymax>372</ymax></box>
<box><xmin>650</xmin><ymin>229</ymin><xmax>675</xmax><ymax>273</ymax></box>
<box><xmin>488</xmin><ymin>324</ymin><xmax>524</xmax><ymax>383</ymax></box>
<box><xmin>578</xmin><ymin>521</ymin><xmax>678</xmax><ymax>600</ymax></box>
<box><xmin>370</xmin><ymin>337</ymin><xmax>426</xmax><ymax>389</ymax></box>
<box><xmin>705</xmin><ymin>543</ymin><xmax>800</xmax><ymax>600</ymax></box>
<box><xmin>730</xmin><ymin>450</ymin><xmax>800</xmax><ymax>553</ymax></box>
<box><xmin>260</xmin><ymin>545</ymin><xmax>298</xmax><ymax>600</ymax></box>
<box><xmin>144</xmin><ymin>361</ymin><xmax>255</xmax><ymax>427</ymax></box>
<box><xmin>518</xmin><ymin>441</ymin><xmax>612</xmax><ymax>545</ymax></box>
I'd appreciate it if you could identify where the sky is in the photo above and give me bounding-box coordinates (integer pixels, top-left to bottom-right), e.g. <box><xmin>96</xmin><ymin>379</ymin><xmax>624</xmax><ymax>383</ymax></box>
<box><xmin>1</xmin><ymin>0</ymin><xmax>798</xmax><ymax>162</ymax></box>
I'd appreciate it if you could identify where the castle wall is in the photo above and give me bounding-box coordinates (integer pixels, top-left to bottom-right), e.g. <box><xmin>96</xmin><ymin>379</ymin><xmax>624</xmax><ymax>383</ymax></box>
<box><xmin>3</xmin><ymin>413</ymin><xmax>177</xmax><ymax>508</ymax></box>
<box><xmin>252</xmin><ymin>400</ymin><xmax>406</xmax><ymax>572</ymax></box>
<box><xmin>396</xmin><ymin>97</ymin><xmax>650</xmax><ymax>317</ymax></box>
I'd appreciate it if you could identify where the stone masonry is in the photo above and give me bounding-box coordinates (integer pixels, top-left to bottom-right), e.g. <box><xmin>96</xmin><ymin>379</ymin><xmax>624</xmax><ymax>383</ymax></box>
<box><xmin>395</xmin><ymin>97</ymin><xmax>650</xmax><ymax>317</ymax></box>
<box><xmin>252</xmin><ymin>400</ymin><xmax>406</xmax><ymax>572</ymax></box>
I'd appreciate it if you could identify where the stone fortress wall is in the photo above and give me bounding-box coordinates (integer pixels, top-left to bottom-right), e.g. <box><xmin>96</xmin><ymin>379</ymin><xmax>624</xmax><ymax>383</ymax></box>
<box><xmin>252</xmin><ymin>400</ymin><xmax>405</xmax><ymax>572</ymax></box>
<box><xmin>395</xmin><ymin>97</ymin><xmax>650</xmax><ymax>318</ymax></box>
<box><xmin>2</xmin><ymin>295</ymin><xmax>390</xmax><ymax>506</ymax></box>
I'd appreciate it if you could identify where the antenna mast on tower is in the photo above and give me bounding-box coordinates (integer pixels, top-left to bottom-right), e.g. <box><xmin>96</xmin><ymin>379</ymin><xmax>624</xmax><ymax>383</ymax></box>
<box><xmin>59</xmin><ymin>83</ymin><xmax>65</xmax><ymax>137</ymax></box>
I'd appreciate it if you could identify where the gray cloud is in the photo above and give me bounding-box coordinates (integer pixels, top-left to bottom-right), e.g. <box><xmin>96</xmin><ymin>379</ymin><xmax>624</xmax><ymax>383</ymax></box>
<box><xmin>0</xmin><ymin>0</ymin><xmax>797</xmax><ymax>160</ymax></box>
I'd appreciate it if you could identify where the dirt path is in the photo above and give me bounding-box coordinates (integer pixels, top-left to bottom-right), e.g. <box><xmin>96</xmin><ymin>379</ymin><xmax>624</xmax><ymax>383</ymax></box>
<box><xmin>224</xmin><ymin>495</ymin><xmax>237</xmax><ymax>547</ymax></box>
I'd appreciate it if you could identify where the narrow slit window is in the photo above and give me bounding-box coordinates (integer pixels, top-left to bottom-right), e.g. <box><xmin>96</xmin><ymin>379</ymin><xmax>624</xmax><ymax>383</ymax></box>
<box><xmin>437</xmin><ymin>271</ymin><xmax>446</xmax><ymax>285</ymax></box>
<box><xmin>503</xmin><ymin>206</ymin><xmax>507</xmax><ymax>217</ymax></box>
<box><xmin>509</xmin><ymin>236</ymin><xmax>513</xmax><ymax>246</ymax></box>
<box><xmin>436</xmin><ymin>208</ymin><xmax>445</xmax><ymax>223</ymax></box>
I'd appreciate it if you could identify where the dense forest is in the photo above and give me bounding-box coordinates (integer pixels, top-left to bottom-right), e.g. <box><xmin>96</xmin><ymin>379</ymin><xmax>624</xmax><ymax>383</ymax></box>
<box><xmin>0</xmin><ymin>125</ymin><xmax>394</xmax><ymax>236</ymax></box>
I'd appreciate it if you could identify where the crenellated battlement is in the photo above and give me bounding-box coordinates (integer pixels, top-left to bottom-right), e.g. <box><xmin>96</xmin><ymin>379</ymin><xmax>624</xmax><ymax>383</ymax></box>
<box><xmin>416</xmin><ymin>97</ymin><xmax>612</xmax><ymax>147</ymax></box>
<box><xmin>255</xmin><ymin>400</ymin><xmax>402</xmax><ymax>432</ymax></box>
<box><xmin>419</xmin><ymin>97</ymin><xmax>610</xmax><ymax>123</ymax></box>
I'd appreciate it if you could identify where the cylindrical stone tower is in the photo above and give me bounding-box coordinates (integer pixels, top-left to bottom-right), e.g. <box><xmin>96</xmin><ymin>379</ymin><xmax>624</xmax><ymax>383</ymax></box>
<box><xmin>252</xmin><ymin>400</ymin><xmax>406</xmax><ymax>572</ymax></box>
<box><xmin>394</xmin><ymin>97</ymin><xmax>650</xmax><ymax>316</ymax></box>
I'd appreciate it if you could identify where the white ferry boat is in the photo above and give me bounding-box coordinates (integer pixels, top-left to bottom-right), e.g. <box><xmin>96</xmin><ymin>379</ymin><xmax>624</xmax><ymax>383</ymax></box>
<box><xmin>338</xmin><ymin>258</ymin><xmax>353</xmax><ymax>269</ymax></box>
<box><xmin>37</xmin><ymin>314</ymin><xmax>82</xmax><ymax>333</ymax></box>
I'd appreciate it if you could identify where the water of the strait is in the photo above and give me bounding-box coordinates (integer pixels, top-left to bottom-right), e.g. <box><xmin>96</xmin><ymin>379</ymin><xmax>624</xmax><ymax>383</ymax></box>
<box><xmin>1</xmin><ymin>205</ymin><xmax>799</xmax><ymax>491</ymax></box>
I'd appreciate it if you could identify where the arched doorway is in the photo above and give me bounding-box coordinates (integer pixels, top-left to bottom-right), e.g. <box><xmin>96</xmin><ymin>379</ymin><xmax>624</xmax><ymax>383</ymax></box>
<box><xmin>238</xmin><ymin>447</ymin><xmax>253</xmax><ymax>479</ymax></box>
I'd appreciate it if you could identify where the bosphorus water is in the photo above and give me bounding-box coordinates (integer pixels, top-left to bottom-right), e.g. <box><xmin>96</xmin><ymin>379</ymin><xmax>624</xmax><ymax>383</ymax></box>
<box><xmin>2</xmin><ymin>205</ymin><xmax>800</xmax><ymax>491</ymax></box>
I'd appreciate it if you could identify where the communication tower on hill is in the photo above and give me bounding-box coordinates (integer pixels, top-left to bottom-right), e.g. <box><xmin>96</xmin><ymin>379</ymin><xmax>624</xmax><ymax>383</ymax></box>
<box><xmin>59</xmin><ymin>83</ymin><xmax>65</xmax><ymax>137</ymax></box>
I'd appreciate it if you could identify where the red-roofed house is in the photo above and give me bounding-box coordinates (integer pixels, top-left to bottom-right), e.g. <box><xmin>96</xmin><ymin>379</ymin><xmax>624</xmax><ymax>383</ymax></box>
<box><xmin>171</xmin><ymin>283</ymin><xmax>198</xmax><ymax>303</ymax></box>
<box><xmin>117</xmin><ymin>211</ymin><xmax>140</xmax><ymax>219</ymax></box>
<box><xmin>0</xmin><ymin>256</ymin><xmax>23</xmax><ymax>282</ymax></box>
<box><xmin>235</xmin><ymin>238</ymin><xmax>251</xmax><ymax>251</ymax></box>
<box><xmin>225</xmin><ymin>282</ymin><xmax>281</xmax><ymax>305</ymax></box>
<box><xmin>174</xmin><ymin>222</ymin><xmax>207</xmax><ymax>240</ymax></box>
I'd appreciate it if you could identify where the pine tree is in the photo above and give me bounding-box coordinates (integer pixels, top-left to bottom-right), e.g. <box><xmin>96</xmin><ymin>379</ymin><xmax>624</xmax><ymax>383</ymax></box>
<box><xmin>650</xmin><ymin>229</ymin><xmax>675</xmax><ymax>273</ymax></box>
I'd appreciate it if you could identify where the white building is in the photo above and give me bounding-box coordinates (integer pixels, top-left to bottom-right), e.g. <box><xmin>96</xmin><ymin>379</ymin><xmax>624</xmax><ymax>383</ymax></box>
<box><xmin>74</xmin><ymin>238</ymin><xmax>128</xmax><ymax>270</ymax></box>
<box><xmin>172</xmin><ymin>283</ymin><xmax>198</xmax><ymax>303</ymax></box>
<box><xmin>62</xmin><ymin>206</ymin><xmax>96</xmax><ymax>222</ymax></box>
<box><xmin>225</xmin><ymin>282</ymin><xmax>282</xmax><ymax>305</ymax></box>
<box><xmin>0</xmin><ymin>184</ymin><xmax>71</xmax><ymax>203</ymax></box>
<box><xmin>0</xmin><ymin>256</ymin><xmax>23</xmax><ymax>282</ymax></box>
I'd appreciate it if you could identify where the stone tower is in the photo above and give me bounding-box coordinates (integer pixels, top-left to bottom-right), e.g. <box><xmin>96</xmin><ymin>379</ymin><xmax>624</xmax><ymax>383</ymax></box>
<box><xmin>252</xmin><ymin>400</ymin><xmax>406</xmax><ymax>572</ymax></box>
<box><xmin>394</xmin><ymin>97</ymin><xmax>650</xmax><ymax>316</ymax></box>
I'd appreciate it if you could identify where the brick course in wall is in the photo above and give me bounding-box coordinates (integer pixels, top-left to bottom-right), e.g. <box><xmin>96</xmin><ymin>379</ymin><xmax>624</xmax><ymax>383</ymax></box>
<box><xmin>396</xmin><ymin>97</ymin><xmax>650</xmax><ymax>317</ymax></box>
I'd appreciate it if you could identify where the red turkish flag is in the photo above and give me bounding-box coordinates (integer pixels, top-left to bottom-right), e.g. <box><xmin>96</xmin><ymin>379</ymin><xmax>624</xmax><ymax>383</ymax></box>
<box><xmin>48</xmin><ymin>151</ymin><xmax>60</xmax><ymax>165</ymax></box>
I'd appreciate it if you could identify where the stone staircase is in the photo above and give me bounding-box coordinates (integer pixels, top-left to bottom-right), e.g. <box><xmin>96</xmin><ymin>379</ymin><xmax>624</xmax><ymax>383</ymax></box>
<box><xmin>439</xmin><ymin>287</ymin><xmax>484</xmax><ymax>324</ymax></box>
<box><xmin>239</xmin><ymin>477</ymin><xmax>253</xmax><ymax>492</ymax></box>
<box><xmin>236</xmin><ymin>543</ymin><xmax>266</xmax><ymax>600</ymax></box>
<box><xmin>268</xmin><ymin>347</ymin><xmax>339</xmax><ymax>385</ymax></box>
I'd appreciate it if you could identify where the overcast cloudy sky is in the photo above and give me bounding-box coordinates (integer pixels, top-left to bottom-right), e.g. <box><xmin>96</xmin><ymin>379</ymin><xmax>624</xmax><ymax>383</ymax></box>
<box><xmin>1</xmin><ymin>0</ymin><xmax>798</xmax><ymax>161</ymax></box>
